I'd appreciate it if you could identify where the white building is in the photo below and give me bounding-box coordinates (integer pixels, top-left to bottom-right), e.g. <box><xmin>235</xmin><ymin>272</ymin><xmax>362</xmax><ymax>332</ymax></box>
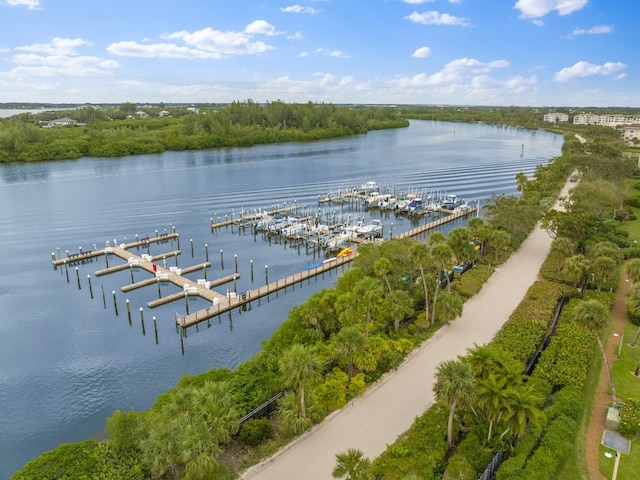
<box><xmin>543</xmin><ymin>113</ymin><xmax>569</xmax><ymax>123</ymax></box>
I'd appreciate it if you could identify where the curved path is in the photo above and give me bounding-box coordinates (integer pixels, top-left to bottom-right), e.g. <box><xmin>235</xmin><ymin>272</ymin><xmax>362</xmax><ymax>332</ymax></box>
<box><xmin>241</xmin><ymin>178</ymin><xmax>575</xmax><ymax>480</ymax></box>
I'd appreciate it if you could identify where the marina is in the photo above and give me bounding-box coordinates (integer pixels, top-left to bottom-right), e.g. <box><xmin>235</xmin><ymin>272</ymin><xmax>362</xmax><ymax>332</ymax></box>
<box><xmin>1</xmin><ymin>120</ymin><xmax>564</xmax><ymax>478</ymax></box>
<box><xmin>52</xmin><ymin>203</ymin><xmax>477</xmax><ymax>332</ymax></box>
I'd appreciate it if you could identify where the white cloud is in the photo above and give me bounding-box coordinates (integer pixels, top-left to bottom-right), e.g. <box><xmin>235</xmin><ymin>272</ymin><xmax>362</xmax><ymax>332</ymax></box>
<box><xmin>16</xmin><ymin>37</ymin><xmax>92</xmax><ymax>56</ymax></box>
<box><xmin>554</xmin><ymin>61</ymin><xmax>627</xmax><ymax>82</ymax></box>
<box><xmin>314</xmin><ymin>48</ymin><xmax>350</xmax><ymax>58</ymax></box>
<box><xmin>568</xmin><ymin>25</ymin><xmax>613</xmax><ymax>37</ymax></box>
<box><xmin>109</xmin><ymin>24</ymin><xmax>277</xmax><ymax>59</ymax></box>
<box><xmin>393</xmin><ymin>57</ymin><xmax>510</xmax><ymax>87</ymax></box>
<box><xmin>412</xmin><ymin>46</ymin><xmax>432</xmax><ymax>58</ymax></box>
<box><xmin>107</xmin><ymin>41</ymin><xmax>225</xmax><ymax>59</ymax></box>
<box><xmin>6</xmin><ymin>0</ymin><xmax>40</xmax><ymax>9</ymax></box>
<box><xmin>402</xmin><ymin>0</ymin><xmax>436</xmax><ymax>4</ymax></box>
<box><xmin>514</xmin><ymin>0</ymin><xmax>588</xmax><ymax>19</ymax></box>
<box><xmin>2</xmin><ymin>37</ymin><xmax>118</xmax><ymax>78</ymax></box>
<box><xmin>405</xmin><ymin>11</ymin><xmax>471</xmax><ymax>26</ymax></box>
<box><xmin>287</xmin><ymin>31</ymin><xmax>304</xmax><ymax>40</ymax></box>
<box><xmin>244</xmin><ymin>20</ymin><xmax>280</xmax><ymax>36</ymax></box>
<box><xmin>5</xmin><ymin>54</ymin><xmax>118</xmax><ymax>77</ymax></box>
<box><xmin>281</xmin><ymin>5</ymin><xmax>320</xmax><ymax>14</ymax></box>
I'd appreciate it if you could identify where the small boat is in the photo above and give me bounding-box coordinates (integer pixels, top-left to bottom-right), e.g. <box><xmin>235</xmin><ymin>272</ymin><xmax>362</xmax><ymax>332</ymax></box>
<box><xmin>337</xmin><ymin>247</ymin><xmax>353</xmax><ymax>257</ymax></box>
<box><xmin>441</xmin><ymin>194</ymin><xmax>460</xmax><ymax>209</ymax></box>
<box><xmin>355</xmin><ymin>219</ymin><xmax>383</xmax><ymax>237</ymax></box>
<box><xmin>359</xmin><ymin>181</ymin><xmax>379</xmax><ymax>195</ymax></box>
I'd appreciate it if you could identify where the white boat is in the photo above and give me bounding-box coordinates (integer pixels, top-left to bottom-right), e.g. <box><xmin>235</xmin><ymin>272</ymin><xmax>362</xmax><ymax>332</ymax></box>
<box><xmin>441</xmin><ymin>194</ymin><xmax>460</xmax><ymax>209</ymax></box>
<box><xmin>355</xmin><ymin>219</ymin><xmax>383</xmax><ymax>237</ymax></box>
<box><xmin>326</xmin><ymin>233</ymin><xmax>351</xmax><ymax>251</ymax></box>
<box><xmin>359</xmin><ymin>181</ymin><xmax>379</xmax><ymax>195</ymax></box>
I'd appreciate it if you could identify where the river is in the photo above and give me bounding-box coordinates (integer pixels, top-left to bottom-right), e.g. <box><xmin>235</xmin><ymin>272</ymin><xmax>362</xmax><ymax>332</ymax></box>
<box><xmin>0</xmin><ymin>119</ymin><xmax>562</xmax><ymax>478</ymax></box>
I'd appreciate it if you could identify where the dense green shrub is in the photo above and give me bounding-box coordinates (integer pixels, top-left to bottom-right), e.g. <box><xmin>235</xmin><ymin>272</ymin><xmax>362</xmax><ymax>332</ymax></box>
<box><xmin>11</xmin><ymin>441</ymin><xmax>144</xmax><ymax>480</ymax></box>
<box><xmin>239</xmin><ymin>418</ymin><xmax>275</xmax><ymax>446</ymax></box>
<box><xmin>370</xmin><ymin>406</ymin><xmax>449</xmax><ymax>480</ymax></box>
<box><xmin>535</xmin><ymin>321</ymin><xmax>595</xmax><ymax>390</ymax></box>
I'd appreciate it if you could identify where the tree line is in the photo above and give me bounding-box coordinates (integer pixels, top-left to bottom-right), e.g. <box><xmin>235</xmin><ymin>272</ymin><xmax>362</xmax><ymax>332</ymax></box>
<box><xmin>0</xmin><ymin>101</ymin><xmax>407</xmax><ymax>163</ymax></box>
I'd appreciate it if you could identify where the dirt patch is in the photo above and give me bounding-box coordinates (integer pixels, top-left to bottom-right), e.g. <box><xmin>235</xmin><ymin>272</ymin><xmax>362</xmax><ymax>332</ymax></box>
<box><xmin>585</xmin><ymin>268</ymin><xmax>631</xmax><ymax>480</ymax></box>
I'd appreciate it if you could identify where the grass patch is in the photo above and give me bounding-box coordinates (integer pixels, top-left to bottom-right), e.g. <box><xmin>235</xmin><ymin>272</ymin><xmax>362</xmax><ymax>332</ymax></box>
<box><xmin>611</xmin><ymin>323</ymin><xmax>640</xmax><ymax>402</ymax></box>
<box><xmin>599</xmin><ymin>442</ymin><xmax>639</xmax><ymax>479</ymax></box>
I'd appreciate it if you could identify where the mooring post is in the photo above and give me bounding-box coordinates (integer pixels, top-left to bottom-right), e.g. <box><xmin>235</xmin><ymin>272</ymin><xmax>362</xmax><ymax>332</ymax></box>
<box><xmin>75</xmin><ymin>267</ymin><xmax>81</xmax><ymax>290</ymax></box>
<box><xmin>64</xmin><ymin>261</ymin><xmax>69</xmax><ymax>283</ymax></box>
<box><xmin>126</xmin><ymin>299</ymin><xmax>131</xmax><ymax>324</ymax></box>
<box><xmin>57</xmin><ymin>246</ymin><xmax>60</xmax><ymax>259</ymax></box>
<box><xmin>130</xmin><ymin>265</ymin><xmax>134</xmax><ymax>284</ymax></box>
<box><xmin>220</xmin><ymin>249</ymin><xmax>224</xmax><ymax>270</ymax></box>
<box><xmin>184</xmin><ymin>291</ymin><xmax>189</xmax><ymax>314</ymax></box>
<box><xmin>153</xmin><ymin>316</ymin><xmax>158</xmax><ymax>344</ymax></box>
<box><xmin>205</xmin><ymin>243</ymin><xmax>209</xmax><ymax>263</ymax></box>
<box><xmin>112</xmin><ymin>290</ymin><xmax>118</xmax><ymax>316</ymax></box>
<box><xmin>265</xmin><ymin>265</ymin><xmax>269</xmax><ymax>289</ymax></box>
<box><xmin>190</xmin><ymin>238</ymin><xmax>194</xmax><ymax>257</ymax></box>
<box><xmin>234</xmin><ymin>254</ymin><xmax>238</xmax><ymax>273</ymax></box>
<box><xmin>140</xmin><ymin>307</ymin><xmax>145</xmax><ymax>336</ymax></box>
<box><xmin>87</xmin><ymin>274</ymin><xmax>93</xmax><ymax>299</ymax></box>
<box><xmin>176</xmin><ymin>234</ymin><xmax>180</xmax><ymax>250</ymax></box>
<box><xmin>101</xmin><ymin>285</ymin><xmax>106</xmax><ymax>308</ymax></box>
<box><xmin>250</xmin><ymin>260</ymin><xmax>254</xmax><ymax>282</ymax></box>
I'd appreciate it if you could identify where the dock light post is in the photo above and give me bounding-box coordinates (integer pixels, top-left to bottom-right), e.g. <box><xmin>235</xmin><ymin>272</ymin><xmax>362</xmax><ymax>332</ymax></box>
<box><xmin>220</xmin><ymin>249</ymin><xmax>224</xmax><ymax>270</ymax></box>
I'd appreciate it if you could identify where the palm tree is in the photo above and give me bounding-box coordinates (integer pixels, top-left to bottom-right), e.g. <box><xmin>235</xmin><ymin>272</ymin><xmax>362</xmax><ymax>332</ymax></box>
<box><xmin>411</xmin><ymin>242</ymin><xmax>432</xmax><ymax>324</ymax></box>
<box><xmin>500</xmin><ymin>386</ymin><xmax>545</xmax><ymax>440</ymax></box>
<box><xmin>550</xmin><ymin>236</ymin><xmax>576</xmax><ymax>274</ymax></box>
<box><xmin>433</xmin><ymin>358</ymin><xmax>476</xmax><ymax>446</ymax></box>
<box><xmin>434</xmin><ymin>290</ymin><xmax>463</xmax><ymax>325</ymax></box>
<box><xmin>591</xmin><ymin>256</ymin><xmax>617</xmax><ymax>289</ymax></box>
<box><xmin>573</xmin><ymin>299</ymin><xmax>616</xmax><ymax>401</ymax></box>
<box><xmin>335</xmin><ymin>291</ymin><xmax>362</xmax><ymax>327</ymax></box>
<box><xmin>277</xmin><ymin>390</ymin><xmax>313</xmax><ymax>435</ymax></box>
<box><xmin>563</xmin><ymin>254</ymin><xmax>590</xmax><ymax>288</ymax></box>
<box><xmin>385</xmin><ymin>289</ymin><xmax>414</xmax><ymax>330</ymax></box>
<box><xmin>354</xmin><ymin>277</ymin><xmax>383</xmax><ymax>339</ymax></box>
<box><xmin>280</xmin><ymin>343</ymin><xmax>322</xmax><ymax>418</ymax></box>
<box><xmin>374</xmin><ymin>257</ymin><xmax>394</xmax><ymax>293</ymax></box>
<box><xmin>335</xmin><ymin>326</ymin><xmax>366</xmax><ymax>382</ymax></box>
<box><xmin>332</xmin><ymin>448</ymin><xmax>372</xmax><ymax>480</ymax></box>
<box><xmin>489</xmin><ymin>229</ymin><xmax>511</xmax><ymax>263</ymax></box>
<box><xmin>430</xmin><ymin>243</ymin><xmax>454</xmax><ymax>324</ymax></box>
<box><xmin>428</xmin><ymin>230</ymin><xmax>446</xmax><ymax>246</ymax></box>
<box><xmin>447</xmin><ymin>226</ymin><xmax>475</xmax><ymax>267</ymax></box>
<box><xmin>476</xmin><ymin>373</ymin><xmax>512</xmax><ymax>442</ymax></box>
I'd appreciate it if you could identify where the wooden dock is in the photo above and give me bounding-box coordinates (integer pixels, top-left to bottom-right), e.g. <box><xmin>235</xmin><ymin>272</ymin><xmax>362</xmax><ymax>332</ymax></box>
<box><xmin>210</xmin><ymin>204</ymin><xmax>299</xmax><ymax>229</ymax></box>
<box><xmin>52</xmin><ymin>232</ymin><xmax>179</xmax><ymax>267</ymax></box>
<box><xmin>176</xmin><ymin>255</ymin><xmax>353</xmax><ymax>328</ymax></box>
<box><xmin>176</xmin><ymin>207</ymin><xmax>478</xmax><ymax>329</ymax></box>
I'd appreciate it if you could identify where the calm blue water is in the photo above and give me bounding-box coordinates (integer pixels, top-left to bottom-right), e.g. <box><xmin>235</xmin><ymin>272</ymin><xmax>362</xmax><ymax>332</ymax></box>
<box><xmin>0</xmin><ymin>120</ymin><xmax>562</xmax><ymax>478</ymax></box>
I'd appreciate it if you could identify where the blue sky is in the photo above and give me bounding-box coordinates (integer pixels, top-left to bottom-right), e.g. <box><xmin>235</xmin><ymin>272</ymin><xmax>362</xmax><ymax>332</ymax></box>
<box><xmin>0</xmin><ymin>0</ymin><xmax>637</xmax><ymax>106</ymax></box>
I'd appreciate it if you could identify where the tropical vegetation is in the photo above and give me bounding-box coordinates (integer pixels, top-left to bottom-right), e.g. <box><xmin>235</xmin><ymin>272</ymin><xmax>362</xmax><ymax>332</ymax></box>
<box><xmin>11</xmin><ymin>106</ymin><xmax>640</xmax><ymax>480</ymax></box>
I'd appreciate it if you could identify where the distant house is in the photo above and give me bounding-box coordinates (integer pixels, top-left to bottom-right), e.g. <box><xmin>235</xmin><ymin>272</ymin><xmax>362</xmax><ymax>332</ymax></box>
<box><xmin>543</xmin><ymin>113</ymin><xmax>569</xmax><ymax>123</ymax></box>
<box><xmin>186</xmin><ymin>107</ymin><xmax>199</xmax><ymax>114</ymax></box>
<box><xmin>39</xmin><ymin>117</ymin><xmax>79</xmax><ymax>128</ymax></box>
<box><xmin>621</xmin><ymin>124</ymin><xmax>640</xmax><ymax>143</ymax></box>
<box><xmin>135</xmin><ymin>111</ymin><xmax>150</xmax><ymax>118</ymax></box>
<box><xmin>159</xmin><ymin>110</ymin><xmax>171</xmax><ymax>117</ymax></box>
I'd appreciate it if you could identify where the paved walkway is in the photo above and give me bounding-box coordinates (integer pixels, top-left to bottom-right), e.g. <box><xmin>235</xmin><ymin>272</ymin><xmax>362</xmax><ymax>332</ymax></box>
<box><xmin>240</xmin><ymin>177</ymin><xmax>575</xmax><ymax>480</ymax></box>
